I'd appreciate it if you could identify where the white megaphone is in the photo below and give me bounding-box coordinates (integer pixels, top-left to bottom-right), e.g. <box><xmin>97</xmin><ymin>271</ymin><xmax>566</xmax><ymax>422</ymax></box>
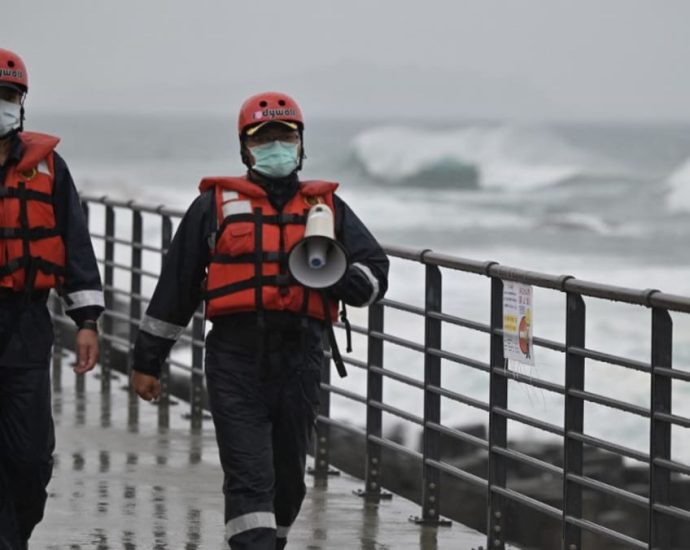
<box><xmin>288</xmin><ymin>204</ymin><xmax>348</xmax><ymax>289</ymax></box>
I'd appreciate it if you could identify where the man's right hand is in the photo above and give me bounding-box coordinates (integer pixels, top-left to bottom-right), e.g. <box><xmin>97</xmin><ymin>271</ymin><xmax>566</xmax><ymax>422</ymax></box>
<box><xmin>130</xmin><ymin>371</ymin><xmax>161</xmax><ymax>402</ymax></box>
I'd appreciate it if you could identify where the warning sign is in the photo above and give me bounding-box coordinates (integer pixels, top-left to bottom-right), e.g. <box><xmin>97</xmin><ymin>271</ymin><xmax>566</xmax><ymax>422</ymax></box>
<box><xmin>503</xmin><ymin>282</ymin><xmax>534</xmax><ymax>365</ymax></box>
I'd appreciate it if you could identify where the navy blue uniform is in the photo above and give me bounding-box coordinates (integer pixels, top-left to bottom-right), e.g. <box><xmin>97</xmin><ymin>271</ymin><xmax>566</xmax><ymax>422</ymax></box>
<box><xmin>133</xmin><ymin>174</ymin><xmax>388</xmax><ymax>550</ymax></box>
<box><xmin>0</xmin><ymin>135</ymin><xmax>104</xmax><ymax>550</ymax></box>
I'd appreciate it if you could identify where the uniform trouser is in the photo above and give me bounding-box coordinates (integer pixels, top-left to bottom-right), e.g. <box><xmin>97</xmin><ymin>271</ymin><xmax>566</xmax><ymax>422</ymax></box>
<box><xmin>204</xmin><ymin>325</ymin><xmax>322</xmax><ymax>550</ymax></box>
<box><xmin>0</xmin><ymin>367</ymin><xmax>55</xmax><ymax>550</ymax></box>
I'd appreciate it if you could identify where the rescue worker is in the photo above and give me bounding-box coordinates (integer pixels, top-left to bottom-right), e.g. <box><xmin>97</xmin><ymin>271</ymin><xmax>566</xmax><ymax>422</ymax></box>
<box><xmin>0</xmin><ymin>49</ymin><xmax>104</xmax><ymax>550</ymax></box>
<box><xmin>131</xmin><ymin>92</ymin><xmax>389</xmax><ymax>550</ymax></box>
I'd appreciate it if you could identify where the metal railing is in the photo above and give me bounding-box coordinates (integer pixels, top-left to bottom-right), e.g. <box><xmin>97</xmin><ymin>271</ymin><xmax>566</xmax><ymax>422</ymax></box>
<box><xmin>52</xmin><ymin>195</ymin><xmax>690</xmax><ymax>550</ymax></box>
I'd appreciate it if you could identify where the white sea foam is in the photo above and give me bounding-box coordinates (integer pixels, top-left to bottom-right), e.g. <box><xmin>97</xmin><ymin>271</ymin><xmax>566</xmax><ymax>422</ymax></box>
<box><xmin>351</xmin><ymin>125</ymin><xmax>607</xmax><ymax>191</ymax></box>
<box><xmin>666</xmin><ymin>157</ymin><xmax>690</xmax><ymax>213</ymax></box>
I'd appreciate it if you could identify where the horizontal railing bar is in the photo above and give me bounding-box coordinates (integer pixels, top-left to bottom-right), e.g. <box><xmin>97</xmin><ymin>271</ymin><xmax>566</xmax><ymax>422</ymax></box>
<box><xmin>341</xmin><ymin>356</ymin><xmax>368</xmax><ymax>370</ymax></box>
<box><xmin>648</xmin><ymin>292</ymin><xmax>690</xmax><ymax>314</ymax></box>
<box><xmin>568</xmin><ymin>346</ymin><xmax>650</xmax><ymax>373</ymax></box>
<box><xmin>566</xmin><ymin>473</ymin><xmax>648</xmax><ymax>508</ymax></box>
<box><xmin>90</xmin><ymin>233</ymin><xmax>162</xmax><ymax>253</ymax></box>
<box><xmin>334</xmin><ymin>320</ymin><xmax>367</xmax><ymax>336</ymax></box>
<box><xmin>167</xmin><ymin>358</ymin><xmax>194</xmax><ymax>372</ymax></box>
<box><xmin>491</xmin><ymin>325</ymin><xmax>567</xmax><ymax>354</ymax></box>
<box><xmin>426</xmin><ymin>422</ymin><xmax>489</xmax><ymax>451</ymax></box>
<box><xmin>81</xmin><ymin>202</ymin><xmax>690</xmax><ymax>312</ymax></box>
<box><xmin>428</xmin><ymin>310</ymin><xmax>491</xmax><ymax>334</ymax></box>
<box><xmin>496</xmin><ymin>367</ymin><xmax>565</xmax><ymax>395</ymax></box>
<box><xmin>100</xmin><ymin>259</ymin><xmax>159</xmax><ymax>279</ymax></box>
<box><xmin>568</xmin><ymin>432</ymin><xmax>649</xmax><ymax>464</ymax></box>
<box><xmin>564</xmin><ymin>516</ymin><xmax>646</xmax><ymax>549</ymax></box>
<box><xmin>100</xmin><ymin>309</ymin><xmax>134</xmax><ymax>323</ymax></box>
<box><xmin>492</xmin><ymin>445</ymin><xmax>562</xmax><ymax>477</ymax></box>
<box><xmin>382</xmin><ymin>244</ymin><xmax>432</xmax><ymax>263</ymax></box>
<box><xmin>531</xmin><ymin>335</ymin><xmax>567</xmax><ymax>353</ymax></box>
<box><xmin>430</xmin><ymin>310</ymin><xmax>568</xmax><ymax>354</ymax></box>
<box><xmin>369</xmin><ymin>366</ymin><xmax>424</xmax><ymax>390</ymax></box>
<box><xmin>103</xmin><ymin>285</ymin><xmax>150</xmax><ymax>302</ymax></box>
<box><xmin>321</xmin><ymin>383</ymin><xmax>367</xmax><ymax>405</ymax></box>
<box><xmin>368</xmin><ymin>399</ymin><xmax>424</xmax><ymax>426</ymax></box>
<box><xmin>424</xmin><ymin>458</ymin><xmax>488</xmax><ymax>489</ymax></box>
<box><xmin>369</xmin><ymin>330</ymin><xmax>425</xmax><ymax>353</ymax></box>
<box><xmin>176</xmin><ymin>333</ymin><xmax>206</xmax><ymax>348</ymax></box>
<box><xmin>427</xmin><ymin>384</ymin><xmax>490</xmax><ymax>412</ymax></box>
<box><xmin>99</xmin><ymin>332</ymin><xmax>132</xmax><ymax>349</ymax></box>
<box><xmin>654</xmin><ymin>457</ymin><xmax>690</xmax><ymax>477</ymax></box>
<box><xmin>315</xmin><ymin>415</ymin><xmax>366</xmax><ymax>437</ymax></box>
<box><xmin>490</xmin><ymin>485</ymin><xmax>562</xmax><ymax>520</ymax></box>
<box><xmin>379</xmin><ymin>298</ymin><xmax>425</xmax><ymax>316</ymax></box>
<box><xmin>654</xmin><ymin>366</ymin><xmax>690</xmax><ymax>383</ymax></box>
<box><xmin>82</xmin><ymin>195</ymin><xmax>185</xmax><ymax>218</ymax></box>
<box><xmin>654</xmin><ymin>411</ymin><xmax>690</xmax><ymax>430</ymax></box>
<box><xmin>569</xmin><ymin>389</ymin><xmax>650</xmax><ymax>418</ymax></box>
<box><xmin>652</xmin><ymin>503</ymin><xmax>690</xmax><ymax>523</ymax></box>
<box><xmin>390</xmin><ymin>246</ymin><xmax>690</xmax><ymax>313</ymax></box>
<box><xmin>368</xmin><ymin>434</ymin><xmax>422</xmax><ymax>461</ymax></box>
<box><xmin>493</xmin><ymin>406</ymin><xmax>564</xmax><ymax>437</ymax></box>
<box><xmin>428</xmin><ymin>347</ymin><xmax>491</xmax><ymax>373</ymax></box>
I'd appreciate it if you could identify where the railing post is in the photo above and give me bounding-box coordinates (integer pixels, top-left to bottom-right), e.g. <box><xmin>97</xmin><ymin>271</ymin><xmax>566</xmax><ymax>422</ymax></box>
<box><xmin>487</xmin><ymin>277</ymin><xmax>507</xmax><ymax>550</ymax></box>
<box><xmin>356</xmin><ymin>300</ymin><xmax>391</xmax><ymax>499</ymax></box>
<box><xmin>563</xmin><ymin>293</ymin><xmax>586</xmax><ymax>550</ymax></box>
<box><xmin>158</xmin><ymin>214</ymin><xmax>173</xmax><ymax>429</ymax></box>
<box><xmin>189</xmin><ymin>308</ymin><xmax>205</xmax><ymax>431</ymax></box>
<box><xmin>414</xmin><ymin>263</ymin><xmax>449</xmax><ymax>525</ymax></box>
<box><xmin>309</xmin><ymin>331</ymin><xmax>339</xmax><ymax>478</ymax></box>
<box><xmin>649</xmin><ymin>307</ymin><xmax>672</xmax><ymax>550</ymax></box>
<box><xmin>128</xmin><ymin>207</ymin><xmax>143</xmax><ymax>430</ymax></box>
<box><xmin>101</xmin><ymin>204</ymin><xmax>115</xmax><ymax>393</ymax></box>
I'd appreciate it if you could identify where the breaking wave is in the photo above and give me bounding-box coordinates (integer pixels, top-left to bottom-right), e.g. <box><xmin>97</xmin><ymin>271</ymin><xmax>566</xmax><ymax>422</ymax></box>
<box><xmin>666</xmin><ymin>157</ymin><xmax>690</xmax><ymax>213</ymax></box>
<box><xmin>351</xmin><ymin>125</ymin><xmax>607</xmax><ymax>191</ymax></box>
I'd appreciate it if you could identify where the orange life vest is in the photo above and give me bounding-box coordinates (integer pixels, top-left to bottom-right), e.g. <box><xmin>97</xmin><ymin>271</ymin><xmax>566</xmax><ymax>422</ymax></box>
<box><xmin>0</xmin><ymin>132</ymin><xmax>65</xmax><ymax>291</ymax></box>
<box><xmin>199</xmin><ymin>176</ymin><xmax>340</xmax><ymax>321</ymax></box>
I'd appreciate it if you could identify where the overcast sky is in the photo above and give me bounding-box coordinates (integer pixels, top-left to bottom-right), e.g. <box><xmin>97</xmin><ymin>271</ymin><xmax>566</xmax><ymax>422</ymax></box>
<box><xmin>5</xmin><ymin>1</ymin><xmax>690</xmax><ymax>121</ymax></box>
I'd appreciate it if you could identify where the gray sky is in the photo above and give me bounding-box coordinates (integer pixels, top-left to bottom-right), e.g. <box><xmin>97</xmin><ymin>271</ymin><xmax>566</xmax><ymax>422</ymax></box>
<box><xmin>5</xmin><ymin>1</ymin><xmax>690</xmax><ymax>121</ymax></box>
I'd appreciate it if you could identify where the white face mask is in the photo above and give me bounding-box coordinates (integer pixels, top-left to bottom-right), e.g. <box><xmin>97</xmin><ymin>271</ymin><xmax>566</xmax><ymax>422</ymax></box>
<box><xmin>0</xmin><ymin>99</ymin><xmax>21</xmax><ymax>138</ymax></box>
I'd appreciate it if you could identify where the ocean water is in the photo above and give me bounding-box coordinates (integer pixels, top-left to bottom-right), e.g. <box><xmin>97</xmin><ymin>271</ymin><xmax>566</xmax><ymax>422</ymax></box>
<box><xmin>33</xmin><ymin>113</ymin><xmax>690</xmax><ymax>461</ymax></box>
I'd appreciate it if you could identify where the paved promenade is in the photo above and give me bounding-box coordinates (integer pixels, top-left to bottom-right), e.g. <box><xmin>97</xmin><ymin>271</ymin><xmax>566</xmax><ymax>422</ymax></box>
<box><xmin>30</xmin><ymin>364</ymin><xmax>490</xmax><ymax>549</ymax></box>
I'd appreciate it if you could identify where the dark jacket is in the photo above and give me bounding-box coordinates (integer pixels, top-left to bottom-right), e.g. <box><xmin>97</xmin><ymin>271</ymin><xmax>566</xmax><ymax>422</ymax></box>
<box><xmin>0</xmin><ymin>134</ymin><xmax>104</xmax><ymax>367</ymax></box>
<box><xmin>133</xmin><ymin>173</ymin><xmax>389</xmax><ymax>377</ymax></box>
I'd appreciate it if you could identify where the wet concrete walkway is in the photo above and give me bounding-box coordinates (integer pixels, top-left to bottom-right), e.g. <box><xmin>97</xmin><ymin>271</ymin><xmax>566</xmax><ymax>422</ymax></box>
<box><xmin>31</xmin><ymin>365</ymin><xmax>491</xmax><ymax>549</ymax></box>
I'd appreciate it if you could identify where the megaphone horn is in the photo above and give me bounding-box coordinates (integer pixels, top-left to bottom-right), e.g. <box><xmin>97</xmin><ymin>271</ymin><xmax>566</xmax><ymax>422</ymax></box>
<box><xmin>288</xmin><ymin>204</ymin><xmax>348</xmax><ymax>289</ymax></box>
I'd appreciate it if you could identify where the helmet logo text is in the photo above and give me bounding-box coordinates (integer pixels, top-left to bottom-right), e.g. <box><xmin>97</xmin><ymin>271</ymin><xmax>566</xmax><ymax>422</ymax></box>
<box><xmin>253</xmin><ymin>108</ymin><xmax>297</xmax><ymax>120</ymax></box>
<box><xmin>0</xmin><ymin>69</ymin><xmax>24</xmax><ymax>79</ymax></box>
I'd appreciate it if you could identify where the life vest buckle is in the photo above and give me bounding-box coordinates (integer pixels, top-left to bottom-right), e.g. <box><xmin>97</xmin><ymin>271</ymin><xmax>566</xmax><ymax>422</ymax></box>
<box><xmin>19</xmin><ymin>167</ymin><xmax>38</xmax><ymax>181</ymax></box>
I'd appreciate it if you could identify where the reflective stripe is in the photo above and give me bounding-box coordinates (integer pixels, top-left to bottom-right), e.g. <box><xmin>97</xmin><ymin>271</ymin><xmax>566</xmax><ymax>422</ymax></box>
<box><xmin>221</xmin><ymin>190</ymin><xmax>239</xmax><ymax>202</ymax></box>
<box><xmin>222</xmin><ymin>199</ymin><xmax>252</xmax><ymax>218</ymax></box>
<box><xmin>225</xmin><ymin>511</ymin><xmax>276</xmax><ymax>539</ymax></box>
<box><xmin>139</xmin><ymin>314</ymin><xmax>186</xmax><ymax>341</ymax></box>
<box><xmin>64</xmin><ymin>289</ymin><xmax>105</xmax><ymax>310</ymax></box>
<box><xmin>276</xmin><ymin>525</ymin><xmax>291</xmax><ymax>539</ymax></box>
<box><xmin>352</xmin><ymin>262</ymin><xmax>380</xmax><ymax>306</ymax></box>
<box><xmin>37</xmin><ymin>159</ymin><xmax>50</xmax><ymax>175</ymax></box>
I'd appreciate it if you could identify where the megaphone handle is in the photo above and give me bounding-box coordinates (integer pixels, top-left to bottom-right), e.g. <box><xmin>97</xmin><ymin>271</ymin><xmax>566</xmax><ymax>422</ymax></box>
<box><xmin>320</xmin><ymin>291</ymin><xmax>348</xmax><ymax>378</ymax></box>
<box><xmin>340</xmin><ymin>304</ymin><xmax>352</xmax><ymax>353</ymax></box>
<box><xmin>327</xmin><ymin>324</ymin><xmax>347</xmax><ymax>378</ymax></box>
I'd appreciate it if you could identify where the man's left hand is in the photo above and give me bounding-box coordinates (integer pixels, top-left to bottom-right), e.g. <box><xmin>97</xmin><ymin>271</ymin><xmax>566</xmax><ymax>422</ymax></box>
<box><xmin>75</xmin><ymin>328</ymin><xmax>99</xmax><ymax>374</ymax></box>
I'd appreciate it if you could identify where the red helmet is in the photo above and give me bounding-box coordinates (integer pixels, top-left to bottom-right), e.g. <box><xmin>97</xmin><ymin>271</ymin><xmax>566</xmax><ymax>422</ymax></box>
<box><xmin>0</xmin><ymin>49</ymin><xmax>28</xmax><ymax>93</ymax></box>
<box><xmin>238</xmin><ymin>92</ymin><xmax>303</xmax><ymax>137</ymax></box>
